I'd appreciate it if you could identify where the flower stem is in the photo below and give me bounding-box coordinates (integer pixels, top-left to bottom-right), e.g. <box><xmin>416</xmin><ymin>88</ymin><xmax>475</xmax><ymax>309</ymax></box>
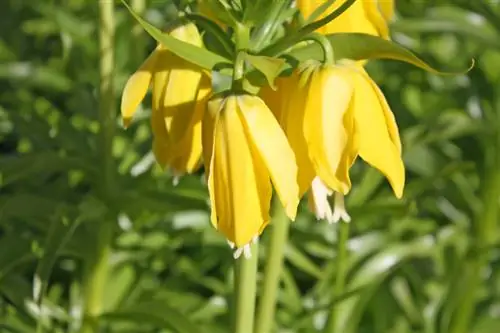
<box><xmin>449</xmin><ymin>118</ymin><xmax>500</xmax><ymax>333</ymax></box>
<box><xmin>131</xmin><ymin>0</ymin><xmax>146</xmax><ymax>61</ymax></box>
<box><xmin>306</xmin><ymin>33</ymin><xmax>335</xmax><ymax>65</ymax></box>
<box><xmin>324</xmin><ymin>220</ymin><xmax>351</xmax><ymax>333</ymax></box>
<box><xmin>233</xmin><ymin>242</ymin><xmax>259</xmax><ymax>333</ymax></box>
<box><xmin>80</xmin><ymin>1</ymin><xmax>115</xmax><ymax>332</ymax></box>
<box><xmin>255</xmin><ymin>199</ymin><xmax>290</xmax><ymax>333</ymax></box>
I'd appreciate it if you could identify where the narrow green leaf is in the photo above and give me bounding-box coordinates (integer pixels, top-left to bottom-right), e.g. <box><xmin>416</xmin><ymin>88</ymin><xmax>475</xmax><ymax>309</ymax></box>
<box><xmin>120</xmin><ymin>0</ymin><xmax>231</xmax><ymax>70</ymax></box>
<box><xmin>102</xmin><ymin>300</ymin><xmax>202</xmax><ymax>333</ymax></box>
<box><xmin>186</xmin><ymin>13</ymin><xmax>234</xmax><ymax>58</ymax></box>
<box><xmin>285</xmin><ymin>244</ymin><xmax>323</xmax><ymax>279</ymax></box>
<box><xmin>245</xmin><ymin>54</ymin><xmax>285</xmax><ymax>89</ymax></box>
<box><xmin>303</xmin><ymin>0</ymin><xmax>336</xmax><ymax>25</ymax></box>
<box><xmin>0</xmin><ymin>237</ymin><xmax>34</xmax><ymax>280</ymax></box>
<box><xmin>288</xmin><ymin>33</ymin><xmax>474</xmax><ymax>74</ymax></box>
<box><xmin>33</xmin><ymin>216</ymin><xmax>80</xmax><ymax>304</ymax></box>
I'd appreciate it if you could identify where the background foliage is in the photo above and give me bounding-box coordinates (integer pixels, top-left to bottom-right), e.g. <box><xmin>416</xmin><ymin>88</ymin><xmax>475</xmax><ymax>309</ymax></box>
<box><xmin>1</xmin><ymin>0</ymin><xmax>499</xmax><ymax>332</ymax></box>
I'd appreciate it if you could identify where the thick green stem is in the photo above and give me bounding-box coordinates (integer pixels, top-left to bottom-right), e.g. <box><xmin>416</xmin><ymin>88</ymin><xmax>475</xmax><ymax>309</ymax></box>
<box><xmin>449</xmin><ymin>144</ymin><xmax>500</xmax><ymax>333</ymax></box>
<box><xmin>255</xmin><ymin>200</ymin><xmax>290</xmax><ymax>333</ymax></box>
<box><xmin>80</xmin><ymin>2</ymin><xmax>115</xmax><ymax>332</ymax></box>
<box><xmin>233</xmin><ymin>242</ymin><xmax>259</xmax><ymax>333</ymax></box>
<box><xmin>131</xmin><ymin>0</ymin><xmax>146</xmax><ymax>61</ymax></box>
<box><xmin>324</xmin><ymin>221</ymin><xmax>351</xmax><ymax>333</ymax></box>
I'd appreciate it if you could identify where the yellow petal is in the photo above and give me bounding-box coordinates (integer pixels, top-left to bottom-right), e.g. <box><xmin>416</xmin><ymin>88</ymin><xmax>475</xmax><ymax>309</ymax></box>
<box><xmin>304</xmin><ymin>66</ymin><xmax>353</xmax><ymax>194</ymax></box>
<box><xmin>167</xmin><ymin>80</ymin><xmax>211</xmax><ymax>174</ymax></box>
<box><xmin>203</xmin><ymin>95</ymin><xmax>224</xmax><ymax>179</ymax></box>
<box><xmin>210</xmin><ymin>96</ymin><xmax>270</xmax><ymax>246</ymax></box>
<box><xmin>360</xmin><ymin>69</ymin><xmax>402</xmax><ymax>154</ymax></box>
<box><xmin>335</xmin><ymin>101</ymin><xmax>358</xmax><ymax>189</ymax></box>
<box><xmin>120</xmin><ymin>48</ymin><xmax>158</xmax><ymax>127</ymax></box>
<box><xmin>378</xmin><ymin>0</ymin><xmax>395</xmax><ymax>21</ymax></box>
<box><xmin>237</xmin><ymin>95</ymin><xmax>299</xmax><ymax>220</ymax></box>
<box><xmin>362</xmin><ymin>0</ymin><xmax>390</xmax><ymax>39</ymax></box>
<box><xmin>283</xmin><ymin>73</ymin><xmax>315</xmax><ymax>197</ymax></box>
<box><xmin>152</xmin><ymin>137</ymin><xmax>170</xmax><ymax>169</ymax></box>
<box><xmin>349</xmin><ymin>69</ymin><xmax>405</xmax><ymax>198</ymax></box>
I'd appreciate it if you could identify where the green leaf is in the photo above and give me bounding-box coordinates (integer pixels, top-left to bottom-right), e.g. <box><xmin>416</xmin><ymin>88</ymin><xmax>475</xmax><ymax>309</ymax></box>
<box><xmin>102</xmin><ymin>300</ymin><xmax>202</xmax><ymax>333</ymax></box>
<box><xmin>287</xmin><ymin>33</ymin><xmax>474</xmax><ymax>74</ymax></box>
<box><xmin>33</xmin><ymin>216</ymin><xmax>80</xmax><ymax>304</ymax></box>
<box><xmin>303</xmin><ymin>0</ymin><xmax>336</xmax><ymax>25</ymax></box>
<box><xmin>186</xmin><ymin>13</ymin><xmax>234</xmax><ymax>59</ymax></box>
<box><xmin>120</xmin><ymin>0</ymin><xmax>231</xmax><ymax>71</ymax></box>
<box><xmin>245</xmin><ymin>54</ymin><xmax>285</xmax><ymax>89</ymax></box>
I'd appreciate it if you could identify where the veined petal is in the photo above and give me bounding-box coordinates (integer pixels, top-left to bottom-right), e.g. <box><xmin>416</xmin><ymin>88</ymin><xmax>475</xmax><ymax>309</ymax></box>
<box><xmin>151</xmin><ymin>65</ymin><xmax>170</xmax><ymax>140</ymax></box>
<box><xmin>167</xmin><ymin>80</ymin><xmax>211</xmax><ymax>174</ymax></box>
<box><xmin>160</xmin><ymin>57</ymin><xmax>203</xmax><ymax>142</ymax></box>
<box><xmin>349</xmin><ymin>70</ymin><xmax>405</xmax><ymax>198</ymax></box>
<box><xmin>362</xmin><ymin>0</ymin><xmax>390</xmax><ymax>39</ymax></box>
<box><xmin>304</xmin><ymin>66</ymin><xmax>353</xmax><ymax>194</ymax></box>
<box><xmin>359</xmin><ymin>69</ymin><xmax>402</xmax><ymax>154</ymax></box>
<box><xmin>152</xmin><ymin>137</ymin><xmax>170</xmax><ymax>169</ymax></box>
<box><xmin>237</xmin><ymin>95</ymin><xmax>299</xmax><ymax>220</ymax></box>
<box><xmin>120</xmin><ymin>48</ymin><xmax>158</xmax><ymax>127</ymax></box>
<box><xmin>378</xmin><ymin>0</ymin><xmax>395</xmax><ymax>21</ymax></box>
<box><xmin>211</xmin><ymin>96</ymin><xmax>269</xmax><ymax>247</ymax></box>
<box><xmin>284</xmin><ymin>74</ymin><xmax>315</xmax><ymax>197</ymax></box>
<box><xmin>203</xmin><ymin>95</ymin><xmax>224</xmax><ymax>178</ymax></box>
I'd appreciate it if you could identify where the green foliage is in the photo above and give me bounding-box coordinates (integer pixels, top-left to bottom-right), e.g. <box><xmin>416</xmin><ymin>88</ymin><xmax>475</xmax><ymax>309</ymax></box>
<box><xmin>0</xmin><ymin>1</ymin><xmax>499</xmax><ymax>333</ymax></box>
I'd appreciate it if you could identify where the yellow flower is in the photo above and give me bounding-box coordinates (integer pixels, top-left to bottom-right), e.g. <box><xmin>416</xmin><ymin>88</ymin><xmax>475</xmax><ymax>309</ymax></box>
<box><xmin>263</xmin><ymin>61</ymin><xmax>404</xmax><ymax>223</ymax></box>
<box><xmin>120</xmin><ymin>22</ymin><xmax>210</xmax><ymax>175</ymax></box>
<box><xmin>203</xmin><ymin>94</ymin><xmax>300</xmax><ymax>257</ymax></box>
<box><xmin>295</xmin><ymin>61</ymin><xmax>404</xmax><ymax>221</ymax></box>
<box><xmin>296</xmin><ymin>0</ymin><xmax>392</xmax><ymax>39</ymax></box>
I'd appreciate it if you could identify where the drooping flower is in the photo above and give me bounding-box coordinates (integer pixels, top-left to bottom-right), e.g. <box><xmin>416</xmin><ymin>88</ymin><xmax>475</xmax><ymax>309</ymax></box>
<box><xmin>296</xmin><ymin>0</ymin><xmax>393</xmax><ymax>39</ymax></box>
<box><xmin>261</xmin><ymin>1</ymin><xmax>399</xmax><ymax>223</ymax></box>
<box><xmin>120</xmin><ymin>22</ymin><xmax>210</xmax><ymax>176</ymax></box>
<box><xmin>297</xmin><ymin>61</ymin><xmax>405</xmax><ymax>220</ymax></box>
<box><xmin>203</xmin><ymin>94</ymin><xmax>300</xmax><ymax>258</ymax></box>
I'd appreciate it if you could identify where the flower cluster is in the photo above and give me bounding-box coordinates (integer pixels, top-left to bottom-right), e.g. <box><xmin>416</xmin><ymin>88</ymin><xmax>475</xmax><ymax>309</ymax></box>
<box><xmin>121</xmin><ymin>0</ymin><xmax>403</xmax><ymax>258</ymax></box>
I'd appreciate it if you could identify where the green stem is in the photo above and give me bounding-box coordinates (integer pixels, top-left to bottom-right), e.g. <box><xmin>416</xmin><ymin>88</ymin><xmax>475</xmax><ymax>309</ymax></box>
<box><xmin>261</xmin><ymin>0</ymin><xmax>356</xmax><ymax>56</ymax></box>
<box><xmin>251</xmin><ymin>0</ymin><xmax>290</xmax><ymax>51</ymax></box>
<box><xmin>255</xmin><ymin>200</ymin><xmax>290</xmax><ymax>333</ymax></box>
<box><xmin>449</xmin><ymin>145</ymin><xmax>500</xmax><ymax>333</ymax></box>
<box><xmin>324</xmin><ymin>220</ymin><xmax>351</xmax><ymax>333</ymax></box>
<box><xmin>306</xmin><ymin>33</ymin><xmax>335</xmax><ymax>65</ymax></box>
<box><xmin>449</xmin><ymin>90</ymin><xmax>500</xmax><ymax>333</ymax></box>
<box><xmin>81</xmin><ymin>224</ymin><xmax>114</xmax><ymax>333</ymax></box>
<box><xmin>233</xmin><ymin>242</ymin><xmax>259</xmax><ymax>333</ymax></box>
<box><xmin>232</xmin><ymin>23</ymin><xmax>250</xmax><ymax>91</ymax></box>
<box><xmin>81</xmin><ymin>1</ymin><xmax>115</xmax><ymax>332</ymax></box>
<box><xmin>131</xmin><ymin>0</ymin><xmax>146</xmax><ymax>60</ymax></box>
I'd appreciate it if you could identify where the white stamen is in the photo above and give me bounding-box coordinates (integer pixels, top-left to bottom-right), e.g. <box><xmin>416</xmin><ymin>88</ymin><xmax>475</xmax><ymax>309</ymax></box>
<box><xmin>230</xmin><ymin>236</ymin><xmax>259</xmax><ymax>259</ymax></box>
<box><xmin>310</xmin><ymin>177</ymin><xmax>335</xmax><ymax>223</ymax></box>
<box><xmin>172</xmin><ymin>175</ymin><xmax>180</xmax><ymax>186</ymax></box>
<box><xmin>331</xmin><ymin>192</ymin><xmax>351</xmax><ymax>223</ymax></box>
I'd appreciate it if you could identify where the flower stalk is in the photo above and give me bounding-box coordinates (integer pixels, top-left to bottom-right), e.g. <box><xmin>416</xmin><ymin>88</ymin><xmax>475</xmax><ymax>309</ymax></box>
<box><xmin>233</xmin><ymin>242</ymin><xmax>259</xmax><ymax>333</ymax></box>
<box><xmin>255</xmin><ymin>198</ymin><xmax>290</xmax><ymax>333</ymax></box>
<box><xmin>324</xmin><ymin>220</ymin><xmax>351</xmax><ymax>333</ymax></box>
<box><xmin>449</xmin><ymin>106</ymin><xmax>500</xmax><ymax>333</ymax></box>
<box><xmin>81</xmin><ymin>1</ymin><xmax>115</xmax><ymax>332</ymax></box>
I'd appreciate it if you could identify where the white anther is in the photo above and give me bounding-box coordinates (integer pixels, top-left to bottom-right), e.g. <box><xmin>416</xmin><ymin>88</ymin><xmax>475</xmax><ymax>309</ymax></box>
<box><xmin>331</xmin><ymin>192</ymin><xmax>351</xmax><ymax>223</ymax></box>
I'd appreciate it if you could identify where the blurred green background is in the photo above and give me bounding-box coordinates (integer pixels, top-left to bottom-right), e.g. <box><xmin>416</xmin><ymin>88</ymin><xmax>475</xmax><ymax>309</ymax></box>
<box><xmin>1</xmin><ymin>0</ymin><xmax>499</xmax><ymax>332</ymax></box>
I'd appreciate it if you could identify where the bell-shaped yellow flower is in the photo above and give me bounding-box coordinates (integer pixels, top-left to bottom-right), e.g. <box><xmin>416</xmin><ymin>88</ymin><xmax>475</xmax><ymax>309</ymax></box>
<box><xmin>296</xmin><ymin>0</ymin><xmax>392</xmax><ymax>39</ymax></box>
<box><xmin>203</xmin><ymin>94</ymin><xmax>300</xmax><ymax>257</ymax></box>
<box><xmin>298</xmin><ymin>61</ymin><xmax>405</xmax><ymax>198</ymax></box>
<box><xmin>120</xmin><ymin>22</ymin><xmax>210</xmax><ymax>175</ymax></box>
